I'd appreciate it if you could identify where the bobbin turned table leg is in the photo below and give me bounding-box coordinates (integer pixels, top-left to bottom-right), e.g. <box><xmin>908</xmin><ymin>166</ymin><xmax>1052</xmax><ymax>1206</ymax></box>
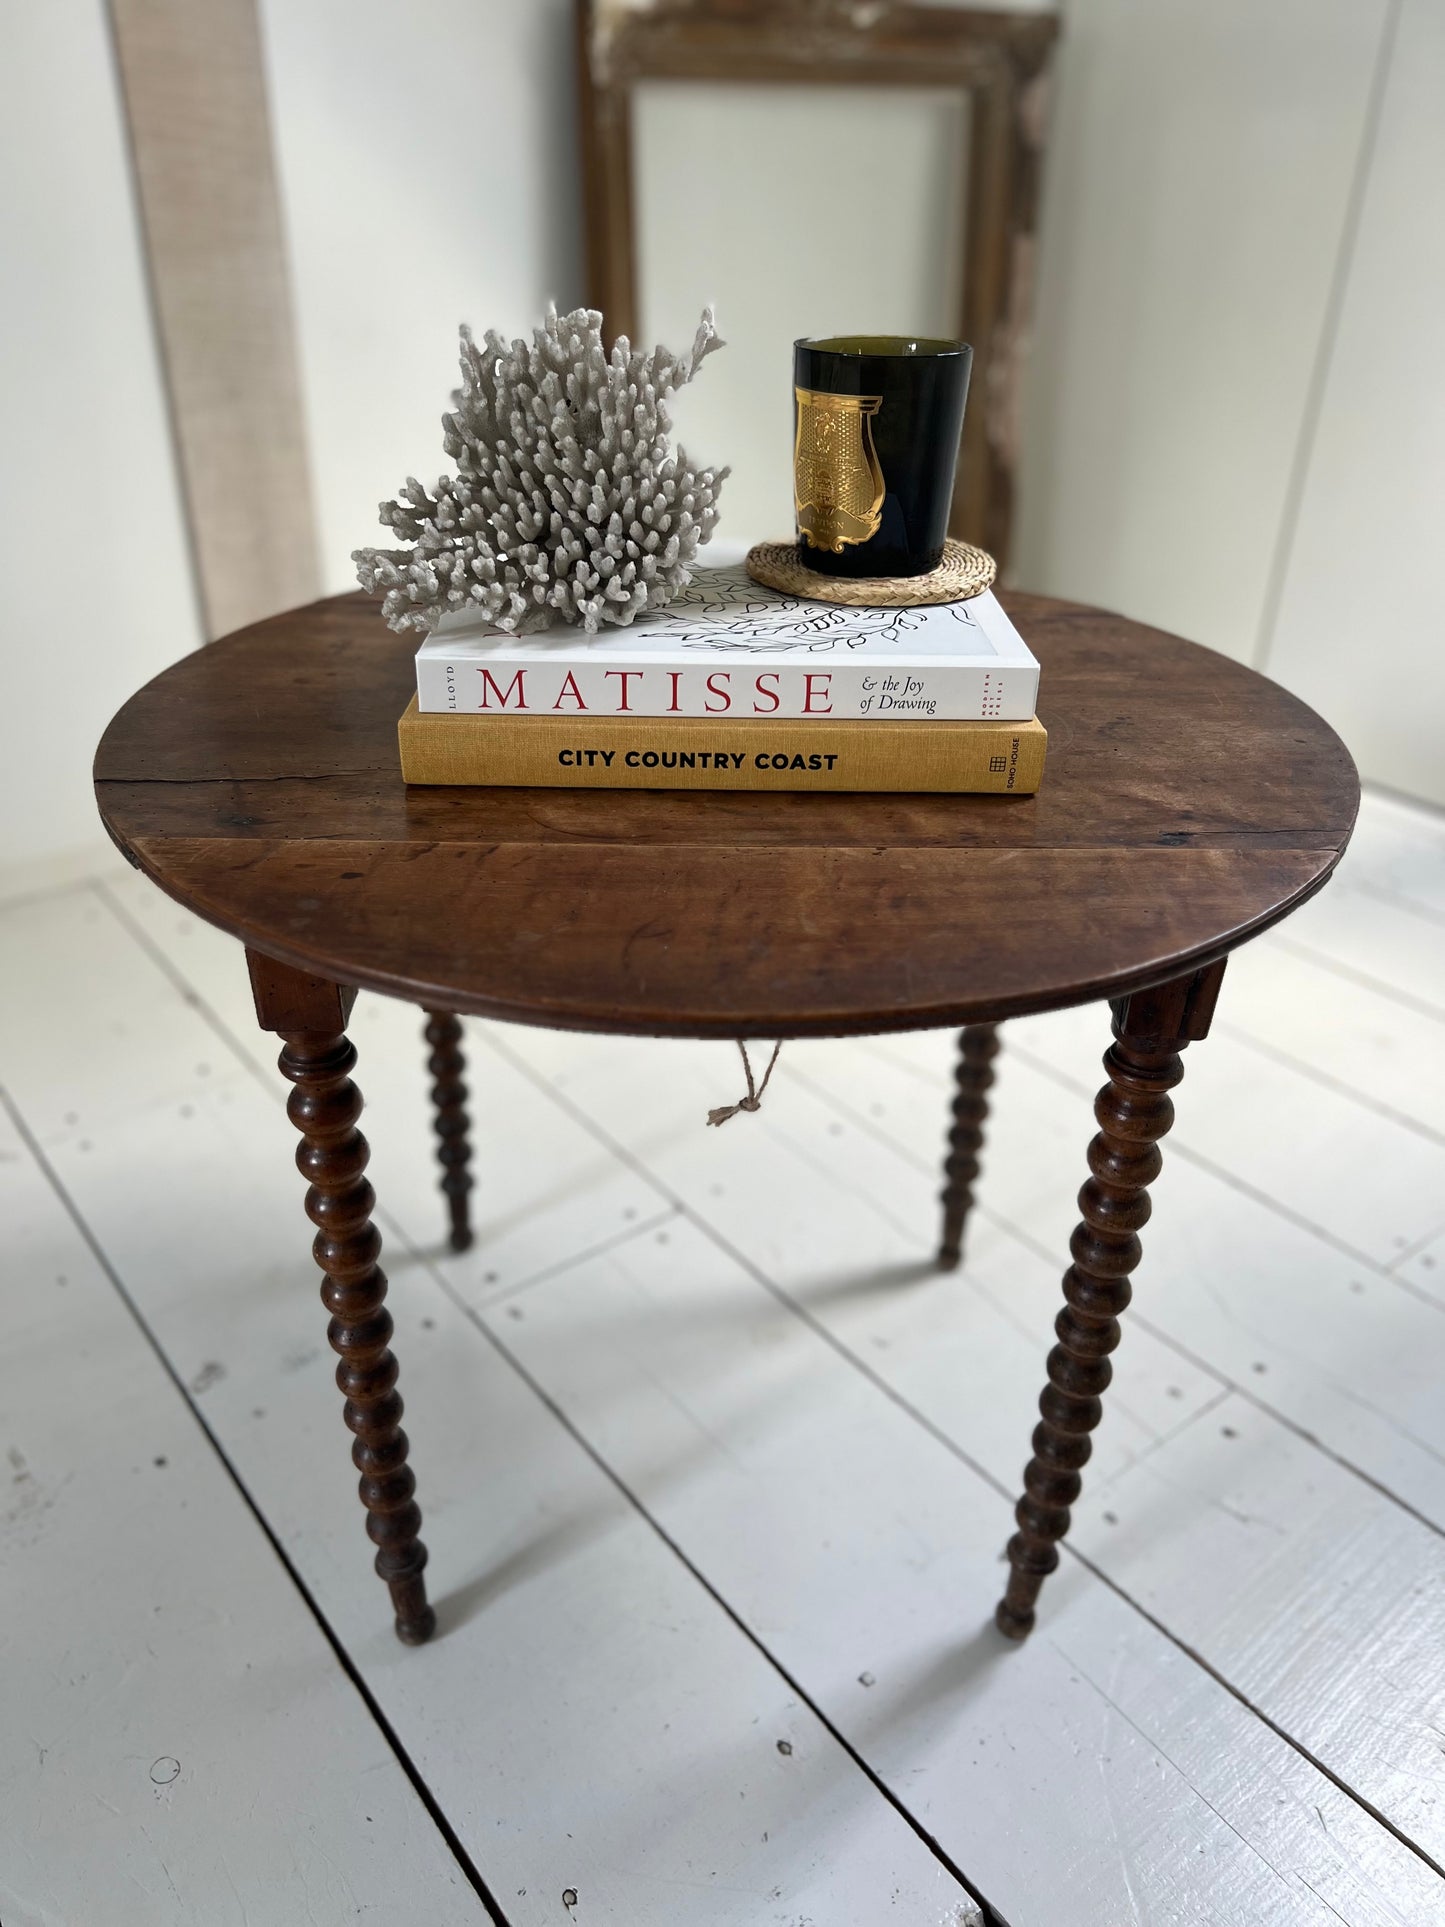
<box><xmin>423</xmin><ymin>1011</ymin><xmax>473</xmax><ymax>1252</ymax></box>
<box><xmin>995</xmin><ymin>960</ymin><xmax>1226</xmax><ymax>1641</ymax></box>
<box><xmin>938</xmin><ymin>1023</ymin><xmax>1001</xmax><ymax>1269</ymax></box>
<box><xmin>247</xmin><ymin>953</ymin><xmax>436</xmax><ymax>1645</ymax></box>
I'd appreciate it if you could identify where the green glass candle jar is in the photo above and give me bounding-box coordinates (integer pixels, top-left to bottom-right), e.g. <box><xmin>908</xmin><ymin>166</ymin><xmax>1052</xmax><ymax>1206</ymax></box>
<box><xmin>792</xmin><ymin>334</ymin><xmax>972</xmax><ymax>578</ymax></box>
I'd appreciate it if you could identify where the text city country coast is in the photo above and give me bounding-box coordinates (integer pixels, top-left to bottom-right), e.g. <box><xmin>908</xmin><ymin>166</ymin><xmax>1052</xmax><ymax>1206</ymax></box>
<box><xmin>558</xmin><ymin>747</ymin><xmax>847</xmax><ymax>771</ymax></box>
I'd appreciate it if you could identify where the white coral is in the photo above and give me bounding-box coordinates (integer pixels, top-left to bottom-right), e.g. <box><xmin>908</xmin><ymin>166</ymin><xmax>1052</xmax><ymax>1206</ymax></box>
<box><xmin>354</xmin><ymin>305</ymin><xmax>728</xmax><ymax>635</ymax></box>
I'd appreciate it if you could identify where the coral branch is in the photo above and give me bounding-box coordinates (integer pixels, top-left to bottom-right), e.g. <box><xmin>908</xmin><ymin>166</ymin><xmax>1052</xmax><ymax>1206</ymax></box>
<box><xmin>354</xmin><ymin>305</ymin><xmax>729</xmax><ymax>636</ymax></box>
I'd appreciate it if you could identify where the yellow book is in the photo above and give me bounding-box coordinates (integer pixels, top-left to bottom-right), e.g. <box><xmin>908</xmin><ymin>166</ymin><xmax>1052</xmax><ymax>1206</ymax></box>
<box><xmin>398</xmin><ymin>698</ymin><xmax>1046</xmax><ymax>794</ymax></box>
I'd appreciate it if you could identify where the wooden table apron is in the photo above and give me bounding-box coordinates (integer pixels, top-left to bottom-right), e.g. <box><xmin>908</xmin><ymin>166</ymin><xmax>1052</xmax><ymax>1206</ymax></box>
<box><xmin>93</xmin><ymin>590</ymin><xmax>1360</xmax><ymax>1644</ymax></box>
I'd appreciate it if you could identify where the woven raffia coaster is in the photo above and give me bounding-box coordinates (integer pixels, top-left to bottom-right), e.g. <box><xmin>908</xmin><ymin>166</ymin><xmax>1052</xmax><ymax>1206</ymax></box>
<box><xmin>745</xmin><ymin>536</ymin><xmax>996</xmax><ymax>607</ymax></box>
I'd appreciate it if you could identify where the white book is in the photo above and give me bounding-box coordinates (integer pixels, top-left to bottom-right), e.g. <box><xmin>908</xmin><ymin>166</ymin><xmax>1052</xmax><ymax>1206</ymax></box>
<box><xmin>414</xmin><ymin>566</ymin><xmax>1039</xmax><ymax>721</ymax></box>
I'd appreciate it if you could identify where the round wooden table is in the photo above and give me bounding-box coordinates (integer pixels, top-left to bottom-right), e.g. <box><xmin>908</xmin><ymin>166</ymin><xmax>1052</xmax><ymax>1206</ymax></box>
<box><xmin>94</xmin><ymin>590</ymin><xmax>1358</xmax><ymax>1646</ymax></box>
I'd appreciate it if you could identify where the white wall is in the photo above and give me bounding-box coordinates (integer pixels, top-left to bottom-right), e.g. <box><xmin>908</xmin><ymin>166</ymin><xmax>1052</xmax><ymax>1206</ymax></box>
<box><xmin>1</xmin><ymin>1</ymin><xmax>201</xmax><ymax>874</ymax></box>
<box><xmin>1010</xmin><ymin>0</ymin><xmax>1443</xmax><ymax>806</ymax></box>
<box><xmin>1011</xmin><ymin>0</ymin><xmax>1393</xmax><ymax>667</ymax></box>
<box><xmin>637</xmin><ymin>81</ymin><xmax>969</xmax><ymax>548</ymax></box>
<box><xmin>1265</xmin><ymin>0</ymin><xmax>1444</xmax><ymax>807</ymax></box>
<box><xmin>256</xmin><ymin>0</ymin><xmax>584</xmax><ymax>596</ymax></box>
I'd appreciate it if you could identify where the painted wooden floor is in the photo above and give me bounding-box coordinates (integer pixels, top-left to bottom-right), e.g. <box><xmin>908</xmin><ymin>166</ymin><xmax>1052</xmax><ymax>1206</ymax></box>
<box><xmin>2</xmin><ymin>786</ymin><xmax>1444</xmax><ymax>1926</ymax></box>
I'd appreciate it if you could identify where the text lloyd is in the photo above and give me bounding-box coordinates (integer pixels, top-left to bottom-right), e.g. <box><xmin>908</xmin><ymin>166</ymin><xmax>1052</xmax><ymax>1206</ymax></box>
<box><xmin>461</xmin><ymin>668</ymin><xmax>838</xmax><ymax>712</ymax></box>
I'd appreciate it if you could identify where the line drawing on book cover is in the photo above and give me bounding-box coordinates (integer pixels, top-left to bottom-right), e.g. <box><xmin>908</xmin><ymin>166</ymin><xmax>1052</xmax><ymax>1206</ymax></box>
<box><xmin>657</xmin><ymin>568</ymin><xmax>991</xmax><ymax>653</ymax></box>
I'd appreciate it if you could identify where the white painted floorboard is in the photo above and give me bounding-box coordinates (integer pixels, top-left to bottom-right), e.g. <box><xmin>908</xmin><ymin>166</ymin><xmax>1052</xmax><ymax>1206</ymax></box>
<box><xmin>490</xmin><ymin>1025</ymin><xmax>1445</xmax><ymax>1869</ymax></box>
<box><xmin>0</xmin><ymin>905</ymin><xmax>971</xmax><ymax>1923</ymax></box>
<box><xmin>2</xmin><ymin>790</ymin><xmax>1443</xmax><ymax>1924</ymax></box>
<box><xmin>0</xmin><ymin>1106</ymin><xmax>488</xmax><ymax>1927</ymax></box>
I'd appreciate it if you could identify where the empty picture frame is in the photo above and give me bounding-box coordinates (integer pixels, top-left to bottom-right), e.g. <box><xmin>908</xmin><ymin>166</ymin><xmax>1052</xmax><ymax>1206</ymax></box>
<box><xmin>575</xmin><ymin>0</ymin><xmax>1058</xmax><ymax>566</ymax></box>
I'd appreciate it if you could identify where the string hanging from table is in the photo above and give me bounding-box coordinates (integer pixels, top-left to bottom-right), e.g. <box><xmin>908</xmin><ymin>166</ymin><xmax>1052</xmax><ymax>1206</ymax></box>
<box><xmin>707</xmin><ymin>1040</ymin><xmax>783</xmax><ymax>1127</ymax></box>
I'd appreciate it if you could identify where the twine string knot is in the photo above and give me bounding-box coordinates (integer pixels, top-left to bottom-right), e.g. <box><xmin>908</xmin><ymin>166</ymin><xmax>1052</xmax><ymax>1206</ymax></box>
<box><xmin>707</xmin><ymin>1039</ymin><xmax>783</xmax><ymax>1127</ymax></box>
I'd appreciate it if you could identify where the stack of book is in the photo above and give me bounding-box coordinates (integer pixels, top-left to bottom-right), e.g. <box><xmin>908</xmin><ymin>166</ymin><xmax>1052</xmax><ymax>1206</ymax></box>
<box><xmin>397</xmin><ymin>564</ymin><xmax>1045</xmax><ymax>794</ymax></box>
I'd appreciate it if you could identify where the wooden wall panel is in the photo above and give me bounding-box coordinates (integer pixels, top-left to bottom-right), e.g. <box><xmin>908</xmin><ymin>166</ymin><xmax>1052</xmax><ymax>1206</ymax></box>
<box><xmin>108</xmin><ymin>0</ymin><xmax>320</xmax><ymax>636</ymax></box>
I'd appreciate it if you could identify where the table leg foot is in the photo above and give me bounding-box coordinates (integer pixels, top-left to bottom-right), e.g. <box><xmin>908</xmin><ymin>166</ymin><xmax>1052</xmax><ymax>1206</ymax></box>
<box><xmin>995</xmin><ymin>963</ymin><xmax>1225</xmax><ymax>1638</ymax></box>
<box><xmin>994</xmin><ymin>1595</ymin><xmax>1040</xmax><ymax>1641</ymax></box>
<box><xmin>424</xmin><ymin>1011</ymin><xmax>474</xmax><ymax>1253</ymax></box>
<box><xmin>938</xmin><ymin>1024</ymin><xmax>1000</xmax><ymax>1269</ymax></box>
<box><xmin>279</xmin><ymin>1025</ymin><xmax>437</xmax><ymax>1646</ymax></box>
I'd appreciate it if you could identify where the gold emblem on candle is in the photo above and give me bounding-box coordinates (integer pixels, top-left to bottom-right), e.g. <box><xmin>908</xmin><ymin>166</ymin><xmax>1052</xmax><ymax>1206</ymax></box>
<box><xmin>793</xmin><ymin>387</ymin><xmax>886</xmax><ymax>552</ymax></box>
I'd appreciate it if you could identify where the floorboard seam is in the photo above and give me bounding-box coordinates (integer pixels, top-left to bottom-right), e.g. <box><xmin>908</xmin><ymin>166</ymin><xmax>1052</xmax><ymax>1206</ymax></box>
<box><xmin>792</xmin><ymin>1037</ymin><xmax>1445</xmax><ymax>1324</ymax></box>
<box><xmin>79</xmin><ymin>850</ymin><xmax>1445</xmax><ymax>1899</ymax></box>
<box><xmin>989</xmin><ymin>1037</ymin><xmax>1445</xmax><ymax>1312</ymax></box>
<box><xmin>84</xmin><ymin>884</ymin><xmax>997</xmax><ymax>1917</ymax></box>
<box><xmin>0</xmin><ymin>1081</ymin><xmax>513</xmax><ymax>1927</ymax></box>
<box><xmin>497</xmin><ymin>1037</ymin><xmax>1445</xmax><ymax>1551</ymax></box>
<box><xmin>971</xmin><ymin>1196</ymin><xmax>1445</xmax><ymax>1542</ymax></box>
<box><xmin>693</xmin><ymin>1198</ymin><xmax>1445</xmax><ymax>1888</ymax></box>
<box><xmin>1345</xmin><ymin>875</ymin><xmax>1445</xmax><ymax>936</ymax></box>
<box><xmin>1212</xmin><ymin>1020</ymin><xmax>1445</xmax><ymax>1147</ymax></box>
<box><xmin>393</xmin><ymin>1209</ymin><xmax>1002</xmax><ymax>1927</ymax></box>
<box><xmin>486</xmin><ymin>1034</ymin><xmax>1445</xmax><ymax>1886</ymax></box>
<box><xmin>1266</xmin><ymin>932</ymin><xmax>1445</xmax><ymax>1024</ymax></box>
<box><xmin>778</xmin><ymin>1053</ymin><xmax>1445</xmax><ymax>1523</ymax></box>
<box><xmin>0</xmin><ymin>875</ymin><xmax>102</xmax><ymax>917</ymax></box>
<box><xmin>92</xmin><ymin>879</ymin><xmax>282</xmax><ymax>1093</ymax></box>
<box><xmin>470</xmin><ymin>1202</ymin><xmax>683</xmax><ymax>1309</ymax></box>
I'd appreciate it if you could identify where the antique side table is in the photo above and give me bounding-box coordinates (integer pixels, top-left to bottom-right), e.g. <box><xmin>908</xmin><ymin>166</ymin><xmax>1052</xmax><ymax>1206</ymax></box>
<box><xmin>93</xmin><ymin>592</ymin><xmax>1358</xmax><ymax>1646</ymax></box>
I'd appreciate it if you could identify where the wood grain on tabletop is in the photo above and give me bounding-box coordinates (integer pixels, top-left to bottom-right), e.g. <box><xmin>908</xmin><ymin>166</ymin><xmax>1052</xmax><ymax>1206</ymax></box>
<box><xmin>93</xmin><ymin>591</ymin><xmax>1358</xmax><ymax>1035</ymax></box>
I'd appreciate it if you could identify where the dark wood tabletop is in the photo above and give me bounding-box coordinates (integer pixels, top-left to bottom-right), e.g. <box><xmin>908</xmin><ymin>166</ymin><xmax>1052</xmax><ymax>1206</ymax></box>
<box><xmin>93</xmin><ymin>590</ymin><xmax>1358</xmax><ymax>1038</ymax></box>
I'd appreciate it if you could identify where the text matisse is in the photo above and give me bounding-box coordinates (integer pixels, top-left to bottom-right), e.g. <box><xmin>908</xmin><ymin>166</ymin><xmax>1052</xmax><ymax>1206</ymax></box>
<box><xmin>461</xmin><ymin>666</ymin><xmax>838</xmax><ymax>715</ymax></box>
